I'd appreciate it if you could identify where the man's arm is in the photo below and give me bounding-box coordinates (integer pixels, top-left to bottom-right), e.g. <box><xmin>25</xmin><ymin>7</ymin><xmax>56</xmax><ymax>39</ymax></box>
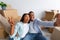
<box><xmin>36</xmin><ymin>19</ymin><xmax>54</xmax><ymax>28</ymax></box>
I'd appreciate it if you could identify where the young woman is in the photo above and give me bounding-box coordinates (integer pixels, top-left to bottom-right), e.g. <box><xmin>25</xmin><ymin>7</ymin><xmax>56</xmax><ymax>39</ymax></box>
<box><xmin>9</xmin><ymin>13</ymin><xmax>30</xmax><ymax>40</ymax></box>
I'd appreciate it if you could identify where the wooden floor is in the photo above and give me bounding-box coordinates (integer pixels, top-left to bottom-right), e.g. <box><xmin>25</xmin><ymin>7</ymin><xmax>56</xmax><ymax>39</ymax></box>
<box><xmin>0</xmin><ymin>39</ymin><xmax>8</xmax><ymax>40</ymax></box>
<box><xmin>42</xmin><ymin>29</ymin><xmax>51</xmax><ymax>40</ymax></box>
<box><xmin>0</xmin><ymin>30</ymin><xmax>51</xmax><ymax>40</ymax></box>
<box><xmin>0</xmin><ymin>37</ymin><xmax>9</xmax><ymax>40</ymax></box>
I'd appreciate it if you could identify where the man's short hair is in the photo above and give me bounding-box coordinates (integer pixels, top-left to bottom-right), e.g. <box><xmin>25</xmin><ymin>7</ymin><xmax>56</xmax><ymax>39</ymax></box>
<box><xmin>29</xmin><ymin>11</ymin><xmax>34</xmax><ymax>15</ymax></box>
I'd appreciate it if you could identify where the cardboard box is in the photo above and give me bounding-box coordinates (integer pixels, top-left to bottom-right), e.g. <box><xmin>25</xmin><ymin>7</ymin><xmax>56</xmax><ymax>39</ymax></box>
<box><xmin>42</xmin><ymin>11</ymin><xmax>54</xmax><ymax>21</ymax></box>
<box><xmin>3</xmin><ymin>9</ymin><xmax>21</xmax><ymax>24</ymax></box>
<box><xmin>3</xmin><ymin>9</ymin><xmax>18</xmax><ymax>19</ymax></box>
<box><xmin>51</xmin><ymin>27</ymin><xmax>60</xmax><ymax>40</ymax></box>
<box><xmin>0</xmin><ymin>9</ymin><xmax>21</xmax><ymax>38</ymax></box>
<box><xmin>0</xmin><ymin>22</ymin><xmax>5</xmax><ymax>38</ymax></box>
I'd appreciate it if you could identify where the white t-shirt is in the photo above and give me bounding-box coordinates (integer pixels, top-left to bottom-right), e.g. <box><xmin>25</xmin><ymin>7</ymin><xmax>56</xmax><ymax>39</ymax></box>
<box><xmin>10</xmin><ymin>22</ymin><xmax>29</xmax><ymax>39</ymax></box>
<box><xmin>21</xmin><ymin>23</ymin><xmax>29</xmax><ymax>38</ymax></box>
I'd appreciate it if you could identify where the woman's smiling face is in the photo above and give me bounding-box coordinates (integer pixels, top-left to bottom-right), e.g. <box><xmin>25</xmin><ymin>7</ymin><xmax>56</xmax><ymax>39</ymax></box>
<box><xmin>23</xmin><ymin>14</ymin><xmax>30</xmax><ymax>23</ymax></box>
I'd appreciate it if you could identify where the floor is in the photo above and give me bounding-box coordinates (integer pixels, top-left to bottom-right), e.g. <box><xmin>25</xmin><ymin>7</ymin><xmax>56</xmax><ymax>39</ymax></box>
<box><xmin>0</xmin><ymin>29</ymin><xmax>51</xmax><ymax>40</ymax></box>
<box><xmin>42</xmin><ymin>29</ymin><xmax>51</xmax><ymax>40</ymax></box>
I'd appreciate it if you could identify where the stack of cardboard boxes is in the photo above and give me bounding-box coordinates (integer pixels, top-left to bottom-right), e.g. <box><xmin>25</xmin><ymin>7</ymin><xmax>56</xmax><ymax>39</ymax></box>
<box><xmin>0</xmin><ymin>9</ymin><xmax>21</xmax><ymax>38</ymax></box>
<box><xmin>0</xmin><ymin>22</ymin><xmax>5</xmax><ymax>38</ymax></box>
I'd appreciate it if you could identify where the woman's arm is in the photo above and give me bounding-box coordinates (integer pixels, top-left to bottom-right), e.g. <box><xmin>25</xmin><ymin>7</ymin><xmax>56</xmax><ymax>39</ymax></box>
<box><xmin>8</xmin><ymin>17</ymin><xmax>15</xmax><ymax>35</ymax></box>
<box><xmin>8</xmin><ymin>17</ymin><xmax>19</xmax><ymax>38</ymax></box>
<box><xmin>10</xmin><ymin>24</ymin><xmax>15</xmax><ymax>35</ymax></box>
<box><xmin>8</xmin><ymin>17</ymin><xmax>20</xmax><ymax>38</ymax></box>
<box><xmin>10</xmin><ymin>23</ymin><xmax>19</xmax><ymax>38</ymax></box>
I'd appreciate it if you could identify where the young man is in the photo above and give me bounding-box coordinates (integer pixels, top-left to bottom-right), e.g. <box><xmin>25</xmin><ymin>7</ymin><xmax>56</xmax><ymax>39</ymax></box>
<box><xmin>23</xmin><ymin>11</ymin><xmax>54</xmax><ymax>40</ymax></box>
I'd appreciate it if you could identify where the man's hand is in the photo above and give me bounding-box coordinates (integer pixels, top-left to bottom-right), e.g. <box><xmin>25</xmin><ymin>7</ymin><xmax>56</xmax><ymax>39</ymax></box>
<box><xmin>41</xmin><ymin>26</ymin><xmax>45</xmax><ymax>30</ymax></box>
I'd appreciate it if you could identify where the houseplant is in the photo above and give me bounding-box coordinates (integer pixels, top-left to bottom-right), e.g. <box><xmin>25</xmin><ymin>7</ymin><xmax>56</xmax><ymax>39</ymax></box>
<box><xmin>0</xmin><ymin>2</ymin><xmax>7</xmax><ymax>10</ymax></box>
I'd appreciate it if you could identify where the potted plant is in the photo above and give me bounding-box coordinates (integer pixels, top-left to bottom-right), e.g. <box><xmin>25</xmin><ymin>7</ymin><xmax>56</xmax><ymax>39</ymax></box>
<box><xmin>0</xmin><ymin>2</ymin><xmax>7</xmax><ymax>10</ymax></box>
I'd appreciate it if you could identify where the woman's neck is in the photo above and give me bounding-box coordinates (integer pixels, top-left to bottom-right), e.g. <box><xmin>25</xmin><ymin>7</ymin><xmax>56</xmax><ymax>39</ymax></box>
<box><xmin>23</xmin><ymin>21</ymin><xmax>28</xmax><ymax>23</ymax></box>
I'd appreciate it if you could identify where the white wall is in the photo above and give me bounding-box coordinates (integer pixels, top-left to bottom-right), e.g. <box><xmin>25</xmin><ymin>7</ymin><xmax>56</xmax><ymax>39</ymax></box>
<box><xmin>0</xmin><ymin>0</ymin><xmax>60</xmax><ymax>19</ymax></box>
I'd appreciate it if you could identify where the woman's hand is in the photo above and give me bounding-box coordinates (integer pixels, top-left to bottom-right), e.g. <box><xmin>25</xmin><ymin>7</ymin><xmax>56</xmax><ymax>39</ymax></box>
<box><xmin>8</xmin><ymin>17</ymin><xmax>15</xmax><ymax>35</ymax></box>
<box><xmin>8</xmin><ymin>17</ymin><xmax>15</xmax><ymax>26</ymax></box>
